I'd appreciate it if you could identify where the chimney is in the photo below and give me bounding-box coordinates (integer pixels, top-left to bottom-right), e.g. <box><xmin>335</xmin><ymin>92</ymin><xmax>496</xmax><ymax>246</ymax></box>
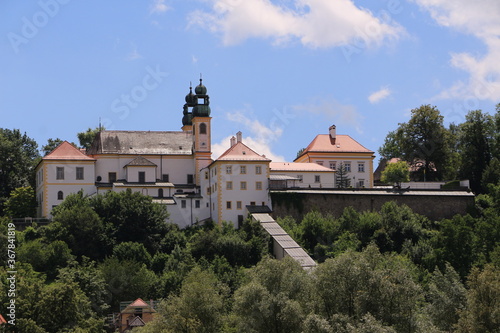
<box><xmin>230</xmin><ymin>136</ymin><xmax>236</xmax><ymax>147</ymax></box>
<box><xmin>329</xmin><ymin>125</ymin><xmax>336</xmax><ymax>140</ymax></box>
<box><xmin>236</xmin><ymin>131</ymin><xmax>242</xmax><ymax>143</ymax></box>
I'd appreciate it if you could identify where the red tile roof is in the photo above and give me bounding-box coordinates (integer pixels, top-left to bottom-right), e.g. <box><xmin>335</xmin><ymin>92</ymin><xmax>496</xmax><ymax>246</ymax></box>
<box><xmin>43</xmin><ymin>141</ymin><xmax>95</xmax><ymax>160</ymax></box>
<box><xmin>217</xmin><ymin>141</ymin><xmax>271</xmax><ymax>162</ymax></box>
<box><xmin>297</xmin><ymin>134</ymin><xmax>374</xmax><ymax>159</ymax></box>
<box><xmin>128</xmin><ymin>298</ymin><xmax>150</xmax><ymax>308</ymax></box>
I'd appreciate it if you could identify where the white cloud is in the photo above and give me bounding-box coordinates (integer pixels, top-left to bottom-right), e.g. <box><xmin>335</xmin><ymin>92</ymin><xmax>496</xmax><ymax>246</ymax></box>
<box><xmin>188</xmin><ymin>0</ymin><xmax>404</xmax><ymax>48</ymax></box>
<box><xmin>292</xmin><ymin>97</ymin><xmax>364</xmax><ymax>133</ymax></box>
<box><xmin>211</xmin><ymin>108</ymin><xmax>286</xmax><ymax>161</ymax></box>
<box><xmin>414</xmin><ymin>0</ymin><xmax>500</xmax><ymax>101</ymax></box>
<box><xmin>368</xmin><ymin>86</ymin><xmax>392</xmax><ymax>104</ymax></box>
<box><xmin>150</xmin><ymin>0</ymin><xmax>170</xmax><ymax>14</ymax></box>
<box><xmin>126</xmin><ymin>43</ymin><xmax>142</xmax><ymax>61</ymax></box>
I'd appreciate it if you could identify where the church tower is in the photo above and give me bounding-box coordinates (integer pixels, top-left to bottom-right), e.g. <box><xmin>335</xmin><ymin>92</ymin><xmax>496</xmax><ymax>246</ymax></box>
<box><xmin>190</xmin><ymin>78</ymin><xmax>212</xmax><ymax>184</ymax></box>
<box><xmin>181</xmin><ymin>84</ymin><xmax>196</xmax><ymax>132</ymax></box>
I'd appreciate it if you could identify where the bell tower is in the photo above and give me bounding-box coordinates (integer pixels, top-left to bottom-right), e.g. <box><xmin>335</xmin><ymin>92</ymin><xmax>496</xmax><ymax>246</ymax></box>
<box><xmin>190</xmin><ymin>77</ymin><xmax>212</xmax><ymax>183</ymax></box>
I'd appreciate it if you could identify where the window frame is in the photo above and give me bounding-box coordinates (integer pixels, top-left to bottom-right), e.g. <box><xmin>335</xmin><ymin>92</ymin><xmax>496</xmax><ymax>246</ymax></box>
<box><xmin>76</xmin><ymin>167</ymin><xmax>84</xmax><ymax>180</ymax></box>
<box><xmin>56</xmin><ymin>167</ymin><xmax>64</xmax><ymax>180</ymax></box>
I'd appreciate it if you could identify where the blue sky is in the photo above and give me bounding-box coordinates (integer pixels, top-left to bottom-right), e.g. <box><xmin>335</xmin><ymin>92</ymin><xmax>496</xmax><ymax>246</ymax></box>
<box><xmin>1</xmin><ymin>0</ymin><xmax>499</xmax><ymax>163</ymax></box>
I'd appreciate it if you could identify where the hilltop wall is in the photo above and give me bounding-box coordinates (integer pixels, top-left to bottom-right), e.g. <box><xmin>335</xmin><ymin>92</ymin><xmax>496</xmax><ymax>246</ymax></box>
<box><xmin>270</xmin><ymin>190</ymin><xmax>474</xmax><ymax>222</ymax></box>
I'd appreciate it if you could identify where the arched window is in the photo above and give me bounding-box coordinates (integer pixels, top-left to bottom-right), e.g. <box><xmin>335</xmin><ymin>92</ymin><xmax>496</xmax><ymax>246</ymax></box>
<box><xmin>57</xmin><ymin>191</ymin><xmax>63</xmax><ymax>200</ymax></box>
<box><xmin>199</xmin><ymin>123</ymin><xmax>207</xmax><ymax>134</ymax></box>
<box><xmin>158</xmin><ymin>188</ymin><xmax>164</xmax><ymax>198</ymax></box>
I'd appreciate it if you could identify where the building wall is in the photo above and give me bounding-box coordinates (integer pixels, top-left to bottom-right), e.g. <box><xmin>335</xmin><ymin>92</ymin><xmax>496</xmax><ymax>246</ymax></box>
<box><xmin>38</xmin><ymin>160</ymin><xmax>96</xmax><ymax>217</ymax></box>
<box><xmin>296</xmin><ymin>152</ymin><xmax>374</xmax><ymax>188</ymax></box>
<box><xmin>270</xmin><ymin>190</ymin><xmax>474</xmax><ymax>222</ymax></box>
<box><xmin>270</xmin><ymin>170</ymin><xmax>336</xmax><ymax>188</ymax></box>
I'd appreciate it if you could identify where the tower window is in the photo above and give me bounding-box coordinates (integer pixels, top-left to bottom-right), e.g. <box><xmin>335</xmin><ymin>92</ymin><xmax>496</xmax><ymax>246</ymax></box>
<box><xmin>199</xmin><ymin>123</ymin><xmax>207</xmax><ymax>134</ymax></box>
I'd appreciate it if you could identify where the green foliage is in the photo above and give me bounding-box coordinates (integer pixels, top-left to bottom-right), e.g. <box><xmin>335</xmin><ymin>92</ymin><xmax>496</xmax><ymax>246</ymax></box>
<box><xmin>381</xmin><ymin>161</ymin><xmax>410</xmax><ymax>187</ymax></box>
<box><xmin>314</xmin><ymin>245</ymin><xmax>424</xmax><ymax>332</ymax></box>
<box><xmin>232</xmin><ymin>257</ymin><xmax>311</xmax><ymax>333</ymax></box>
<box><xmin>378</xmin><ymin>130</ymin><xmax>401</xmax><ymax>160</ymax></box>
<box><xmin>335</xmin><ymin>162</ymin><xmax>351</xmax><ymax>188</ymax></box>
<box><xmin>91</xmin><ymin>189</ymin><xmax>169</xmax><ymax>254</ymax></box>
<box><xmin>0</xmin><ymin>128</ymin><xmax>40</xmax><ymax>214</ymax></box>
<box><xmin>481</xmin><ymin>157</ymin><xmax>500</xmax><ymax>193</ymax></box>
<box><xmin>113</xmin><ymin>241</ymin><xmax>152</xmax><ymax>266</ymax></box>
<box><xmin>34</xmin><ymin>281</ymin><xmax>93</xmax><ymax>333</ymax></box>
<box><xmin>145</xmin><ymin>266</ymin><xmax>229</xmax><ymax>333</ymax></box>
<box><xmin>4</xmin><ymin>186</ymin><xmax>37</xmax><ymax>218</ymax></box>
<box><xmin>99</xmin><ymin>257</ymin><xmax>158</xmax><ymax>310</ymax></box>
<box><xmin>393</xmin><ymin>105</ymin><xmax>450</xmax><ymax>180</ymax></box>
<box><xmin>77</xmin><ymin>127</ymin><xmax>102</xmax><ymax>150</ymax></box>
<box><xmin>458</xmin><ymin>110</ymin><xmax>495</xmax><ymax>193</ymax></box>
<box><xmin>426</xmin><ymin>263</ymin><xmax>466</xmax><ymax>331</ymax></box>
<box><xmin>456</xmin><ymin>264</ymin><xmax>500</xmax><ymax>332</ymax></box>
<box><xmin>17</xmin><ymin>239</ymin><xmax>74</xmax><ymax>279</ymax></box>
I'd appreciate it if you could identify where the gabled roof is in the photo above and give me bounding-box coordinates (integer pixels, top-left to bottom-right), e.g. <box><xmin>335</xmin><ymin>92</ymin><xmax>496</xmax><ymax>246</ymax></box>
<box><xmin>124</xmin><ymin>156</ymin><xmax>157</xmax><ymax>167</ymax></box>
<box><xmin>270</xmin><ymin>162</ymin><xmax>335</xmax><ymax>172</ymax></box>
<box><xmin>217</xmin><ymin>141</ymin><xmax>271</xmax><ymax>162</ymax></box>
<box><xmin>87</xmin><ymin>130</ymin><xmax>193</xmax><ymax>155</ymax></box>
<box><xmin>295</xmin><ymin>134</ymin><xmax>374</xmax><ymax>161</ymax></box>
<box><xmin>43</xmin><ymin>141</ymin><xmax>95</xmax><ymax>160</ymax></box>
<box><xmin>128</xmin><ymin>316</ymin><xmax>146</xmax><ymax>327</ymax></box>
<box><xmin>128</xmin><ymin>298</ymin><xmax>150</xmax><ymax>308</ymax></box>
<box><xmin>121</xmin><ymin>298</ymin><xmax>156</xmax><ymax>314</ymax></box>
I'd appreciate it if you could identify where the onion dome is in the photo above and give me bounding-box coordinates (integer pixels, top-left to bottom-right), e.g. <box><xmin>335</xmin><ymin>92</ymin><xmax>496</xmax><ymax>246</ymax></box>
<box><xmin>182</xmin><ymin>111</ymin><xmax>193</xmax><ymax>126</ymax></box>
<box><xmin>195</xmin><ymin>78</ymin><xmax>207</xmax><ymax>95</ymax></box>
<box><xmin>192</xmin><ymin>104</ymin><xmax>211</xmax><ymax>117</ymax></box>
<box><xmin>185</xmin><ymin>86</ymin><xmax>197</xmax><ymax>107</ymax></box>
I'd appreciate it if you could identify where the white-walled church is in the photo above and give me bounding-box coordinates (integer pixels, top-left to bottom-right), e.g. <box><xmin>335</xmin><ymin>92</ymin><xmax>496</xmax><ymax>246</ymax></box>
<box><xmin>35</xmin><ymin>79</ymin><xmax>375</xmax><ymax>228</ymax></box>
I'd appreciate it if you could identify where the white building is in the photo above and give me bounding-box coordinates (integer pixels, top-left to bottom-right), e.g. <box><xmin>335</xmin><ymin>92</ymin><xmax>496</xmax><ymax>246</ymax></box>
<box><xmin>35</xmin><ymin>79</ymin><xmax>375</xmax><ymax>227</ymax></box>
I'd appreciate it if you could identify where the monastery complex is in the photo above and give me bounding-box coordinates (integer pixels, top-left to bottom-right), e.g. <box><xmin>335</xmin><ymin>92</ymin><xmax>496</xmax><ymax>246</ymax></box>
<box><xmin>35</xmin><ymin>79</ymin><xmax>375</xmax><ymax>228</ymax></box>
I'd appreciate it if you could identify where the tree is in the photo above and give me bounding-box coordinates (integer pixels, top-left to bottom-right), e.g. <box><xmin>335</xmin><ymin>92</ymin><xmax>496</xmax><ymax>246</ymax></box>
<box><xmin>481</xmin><ymin>157</ymin><xmax>500</xmax><ymax>193</ymax></box>
<box><xmin>4</xmin><ymin>186</ymin><xmax>37</xmax><ymax>218</ymax></box>
<box><xmin>380</xmin><ymin>160</ymin><xmax>410</xmax><ymax>188</ymax></box>
<box><xmin>336</xmin><ymin>162</ymin><xmax>351</xmax><ymax>188</ymax></box>
<box><xmin>142</xmin><ymin>266</ymin><xmax>228</xmax><ymax>333</ymax></box>
<box><xmin>77</xmin><ymin>127</ymin><xmax>102</xmax><ymax>150</ymax></box>
<box><xmin>385</xmin><ymin>105</ymin><xmax>450</xmax><ymax>180</ymax></box>
<box><xmin>232</xmin><ymin>257</ymin><xmax>312</xmax><ymax>333</ymax></box>
<box><xmin>113</xmin><ymin>241</ymin><xmax>152</xmax><ymax>267</ymax></box>
<box><xmin>458</xmin><ymin>110</ymin><xmax>494</xmax><ymax>193</ymax></box>
<box><xmin>456</xmin><ymin>264</ymin><xmax>500</xmax><ymax>332</ymax></box>
<box><xmin>0</xmin><ymin>128</ymin><xmax>40</xmax><ymax>214</ymax></box>
<box><xmin>378</xmin><ymin>130</ymin><xmax>400</xmax><ymax>160</ymax></box>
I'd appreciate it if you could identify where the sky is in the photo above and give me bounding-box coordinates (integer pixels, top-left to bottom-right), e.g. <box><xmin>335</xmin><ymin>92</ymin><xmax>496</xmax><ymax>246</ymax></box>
<box><xmin>1</xmin><ymin>0</ymin><xmax>499</xmax><ymax>163</ymax></box>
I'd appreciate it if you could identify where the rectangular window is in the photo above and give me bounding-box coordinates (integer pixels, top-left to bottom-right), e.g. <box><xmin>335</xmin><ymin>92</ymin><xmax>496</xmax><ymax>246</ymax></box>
<box><xmin>195</xmin><ymin>200</ymin><xmax>200</xmax><ymax>208</ymax></box>
<box><xmin>255</xmin><ymin>166</ymin><xmax>262</xmax><ymax>174</ymax></box>
<box><xmin>240</xmin><ymin>166</ymin><xmax>246</xmax><ymax>174</ymax></box>
<box><xmin>76</xmin><ymin>167</ymin><xmax>84</xmax><ymax>180</ymax></box>
<box><xmin>139</xmin><ymin>171</ymin><xmax>145</xmax><ymax>183</ymax></box>
<box><xmin>226</xmin><ymin>166</ymin><xmax>232</xmax><ymax>174</ymax></box>
<box><xmin>181</xmin><ymin>200</ymin><xmax>186</xmax><ymax>208</ymax></box>
<box><xmin>358</xmin><ymin>163</ymin><xmax>365</xmax><ymax>173</ymax></box>
<box><xmin>56</xmin><ymin>167</ymin><xmax>64</xmax><ymax>180</ymax></box>
<box><xmin>207</xmin><ymin>187</ymin><xmax>211</xmax><ymax>195</ymax></box>
<box><xmin>204</xmin><ymin>171</ymin><xmax>208</xmax><ymax>179</ymax></box>
<box><xmin>236</xmin><ymin>201</ymin><xmax>242</xmax><ymax>210</ymax></box>
<box><xmin>316</xmin><ymin>161</ymin><xmax>323</xmax><ymax>166</ymax></box>
<box><xmin>226</xmin><ymin>181</ymin><xmax>233</xmax><ymax>190</ymax></box>
<box><xmin>345</xmin><ymin>163</ymin><xmax>351</xmax><ymax>172</ymax></box>
<box><xmin>329</xmin><ymin>162</ymin><xmax>336</xmax><ymax>170</ymax></box>
<box><xmin>187</xmin><ymin>174</ymin><xmax>194</xmax><ymax>184</ymax></box>
<box><xmin>109</xmin><ymin>172</ymin><xmax>117</xmax><ymax>183</ymax></box>
<box><xmin>256</xmin><ymin>181</ymin><xmax>262</xmax><ymax>190</ymax></box>
<box><xmin>226</xmin><ymin>201</ymin><xmax>232</xmax><ymax>209</ymax></box>
<box><xmin>315</xmin><ymin>175</ymin><xmax>321</xmax><ymax>183</ymax></box>
<box><xmin>297</xmin><ymin>175</ymin><xmax>303</xmax><ymax>183</ymax></box>
<box><xmin>359</xmin><ymin>179</ymin><xmax>365</xmax><ymax>187</ymax></box>
<box><xmin>240</xmin><ymin>181</ymin><xmax>247</xmax><ymax>190</ymax></box>
<box><xmin>162</xmin><ymin>174</ymin><xmax>169</xmax><ymax>182</ymax></box>
<box><xmin>250</xmin><ymin>201</ymin><xmax>256</xmax><ymax>206</ymax></box>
